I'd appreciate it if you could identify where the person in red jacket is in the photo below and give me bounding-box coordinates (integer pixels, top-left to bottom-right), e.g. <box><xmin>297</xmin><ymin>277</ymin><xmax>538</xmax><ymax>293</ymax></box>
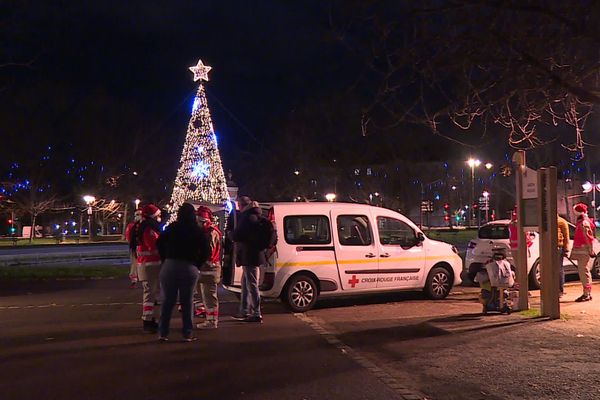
<box><xmin>572</xmin><ymin>203</ymin><xmax>595</xmax><ymax>302</ymax></box>
<box><xmin>196</xmin><ymin>206</ymin><xmax>223</xmax><ymax>329</ymax></box>
<box><xmin>125</xmin><ymin>209</ymin><xmax>142</xmax><ymax>288</ymax></box>
<box><xmin>137</xmin><ymin>204</ymin><xmax>162</xmax><ymax>333</ymax></box>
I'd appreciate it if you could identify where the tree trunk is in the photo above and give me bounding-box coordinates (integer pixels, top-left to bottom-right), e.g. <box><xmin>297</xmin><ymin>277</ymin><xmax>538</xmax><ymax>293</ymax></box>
<box><xmin>29</xmin><ymin>214</ymin><xmax>36</xmax><ymax>243</ymax></box>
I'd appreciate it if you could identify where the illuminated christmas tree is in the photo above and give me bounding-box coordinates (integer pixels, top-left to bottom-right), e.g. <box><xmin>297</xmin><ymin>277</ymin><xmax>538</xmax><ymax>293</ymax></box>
<box><xmin>166</xmin><ymin>59</ymin><xmax>229</xmax><ymax>223</ymax></box>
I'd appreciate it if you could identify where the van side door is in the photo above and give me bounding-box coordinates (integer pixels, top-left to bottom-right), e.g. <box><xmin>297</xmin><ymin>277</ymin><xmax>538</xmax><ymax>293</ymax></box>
<box><xmin>374</xmin><ymin>214</ymin><xmax>425</xmax><ymax>288</ymax></box>
<box><xmin>332</xmin><ymin>210</ymin><xmax>379</xmax><ymax>290</ymax></box>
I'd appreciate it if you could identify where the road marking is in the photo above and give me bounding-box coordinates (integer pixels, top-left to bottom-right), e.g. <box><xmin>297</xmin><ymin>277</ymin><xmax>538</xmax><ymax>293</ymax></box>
<box><xmin>294</xmin><ymin>313</ymin><xmax>430</xmax><ymax>400</ymax></box>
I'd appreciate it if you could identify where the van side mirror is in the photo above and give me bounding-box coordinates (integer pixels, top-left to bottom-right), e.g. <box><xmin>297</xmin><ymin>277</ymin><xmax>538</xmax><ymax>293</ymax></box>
<box><xmin>417</xmin><ymin>232</ymin><xmax>425</xmax><ymax>242</ymax></box>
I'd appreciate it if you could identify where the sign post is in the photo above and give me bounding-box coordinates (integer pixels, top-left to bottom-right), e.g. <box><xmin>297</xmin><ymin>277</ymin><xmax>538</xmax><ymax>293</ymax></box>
<box><xmin>513</xmin><ymin>151</ymin><xmax>530</xmax><ymax>311</ymax></box>
<box><xmin>538</xmin><ymin>167</ymin><xmax>560</xmax><ymax>319</ymax></box>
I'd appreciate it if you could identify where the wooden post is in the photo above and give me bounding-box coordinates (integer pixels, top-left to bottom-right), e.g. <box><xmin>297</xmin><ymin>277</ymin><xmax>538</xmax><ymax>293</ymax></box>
<box><xmin>539</xmin><ymin>167</ymin><xmax>560</xmax><ymax>319</ymax></box>
<box><xmin>514</xmin><ymin>151</ymin><xmax>529</xmax><ymax>311</ymax></box>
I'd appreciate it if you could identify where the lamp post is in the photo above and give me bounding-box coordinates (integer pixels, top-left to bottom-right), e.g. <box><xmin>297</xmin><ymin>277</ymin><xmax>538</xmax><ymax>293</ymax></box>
<box><xmin>134</xmin><ymin>198</ymin><xmax>141</xmax><ymax>210</ymax></box>
<box><xmin>582</xmin><ymin>173</ymin><xmax>600</xmax><ymax>221</ymax></box>
<box><xmin>467</xmin><ymin>158</ymin><xmax>481</xmax><ymax>227</ymax></box>
<box><xmin>83</xmin><ymin>195</ymin><xmax>95</xmax><ymax>242</ymax></box>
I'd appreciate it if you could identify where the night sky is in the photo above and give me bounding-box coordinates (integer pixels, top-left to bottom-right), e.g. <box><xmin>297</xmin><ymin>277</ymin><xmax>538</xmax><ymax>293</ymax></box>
<box><xmin>2</xmin><ymin>2</ymin><xmax>351</xmax><ymax>188</ymax></box>
<box><xmin>2</xmin><ymin>1</ymin><xmax>590</xmax><ymax>205</ymax></box>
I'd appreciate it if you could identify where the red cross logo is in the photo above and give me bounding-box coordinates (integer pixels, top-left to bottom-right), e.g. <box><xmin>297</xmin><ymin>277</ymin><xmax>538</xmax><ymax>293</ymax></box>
<box><xmin>348</xmin><ymin>275</ymin><xmax>359</xmax><ymax>288</ymax></box>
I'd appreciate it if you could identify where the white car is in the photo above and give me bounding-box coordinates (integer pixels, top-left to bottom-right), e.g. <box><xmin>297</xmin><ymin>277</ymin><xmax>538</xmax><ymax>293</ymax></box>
<box><xmin>462</xmin><ymin>219</ymin><xmax>600</xmax><ymax>289</ymax></box>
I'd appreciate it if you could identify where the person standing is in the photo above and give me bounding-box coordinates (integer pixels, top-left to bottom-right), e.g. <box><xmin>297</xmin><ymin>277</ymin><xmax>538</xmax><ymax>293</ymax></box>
<box><xmin>137</xmin><ymin>204</ymin><xmax>163</xmax><ymax>333</ymax></box>
<box><xmin>196</xmin><ymin>206</ymin><xmax>223</xmax><ymax>329</ymax></box>
<box><xmin>557</xmin><ymin>214</ymin><xmax>570</xmax><ymax>297</ymax></box>
<box><xmin>125</xmin><ymin>209</ymin><xmax>142</xmax><ymax>288</ymax></box>
<box><xmin>572</xmin><ymin>203</ymin><xmax>595</xmax><ymax>302</ymax></box>
<box><xmin>156</xmin><ymin>203</ymin><xmax>209</xmax><ymax>342</ymax></box>
<box><xmin>232</xmin><ymin>199</ymin><xmax>276</xmax><ymax>323</ymax></box>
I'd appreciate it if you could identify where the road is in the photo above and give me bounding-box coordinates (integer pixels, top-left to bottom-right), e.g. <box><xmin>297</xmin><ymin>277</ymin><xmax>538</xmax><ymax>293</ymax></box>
<box><xmin>0</xmin><ymin>243</ymin><xmax>129</xmax><ymax>267</ymax></box>
<box><xmin>3</xmin><ymin>278</ymin><xmax>600</xmax><ymax>399</ymax></box>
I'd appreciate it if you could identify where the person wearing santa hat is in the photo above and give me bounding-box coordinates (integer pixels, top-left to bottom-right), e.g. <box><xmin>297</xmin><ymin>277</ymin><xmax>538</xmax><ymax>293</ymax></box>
<box><xmin>125</xmin><ymin>208</ymin><xmax>143</xmax><ymax>288</ymax></box>
<box><xmin>572</xmin><ymin>203</ymin><xmax>595</xmax><ymax>302</ymax></box>
<box><xmin>137</xmin><ymin>204</ymin><xmax>163</xmax><ymax>332</ymax></box>
<box><xmin>195</xmin><ymin>205</ymin><xmax>223</xmax><ymax>329</ymax></box>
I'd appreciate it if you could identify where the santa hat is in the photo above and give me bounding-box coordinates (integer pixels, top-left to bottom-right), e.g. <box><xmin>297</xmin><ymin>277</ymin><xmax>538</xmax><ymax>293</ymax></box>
<box><xmin>142</xmin><ymin>204</ymin><xmax>161</xmax><ymax>218</ymax></box>
<box><xmin>195</xmin><ymin>205</ymin><xmax>213</xmax><ymax>222</ymax></box>
<box><xmin>573</xmin><ymin>203</ymin><xmax>588</xmax><ymax>216</ymax></box>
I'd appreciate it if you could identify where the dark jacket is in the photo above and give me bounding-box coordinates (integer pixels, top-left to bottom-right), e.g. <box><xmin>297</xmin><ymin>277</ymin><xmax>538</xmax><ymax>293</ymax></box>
<box><xmin>233</xmin><ymin>207</ymin><xmax>266</xmax><ymax>266</ymax></box>
<box><xmin>157</xmin><ymin>220</ymin><xmax>210</xmax><ymax>267</ymax></box>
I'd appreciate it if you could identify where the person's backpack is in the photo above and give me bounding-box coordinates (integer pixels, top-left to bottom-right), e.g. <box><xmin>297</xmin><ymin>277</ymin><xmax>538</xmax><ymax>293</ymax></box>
<box><xmin>253</xmin><ymin>216</ymin><xmax>276</xmax><ymax>250</ymax></box>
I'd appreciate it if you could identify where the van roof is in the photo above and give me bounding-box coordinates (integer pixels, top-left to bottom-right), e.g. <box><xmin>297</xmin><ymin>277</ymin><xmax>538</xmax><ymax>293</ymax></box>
<box><xmin>258</xmin><ymin>202</ymin><xmax>393</xmax><ymax>211</ymax></box>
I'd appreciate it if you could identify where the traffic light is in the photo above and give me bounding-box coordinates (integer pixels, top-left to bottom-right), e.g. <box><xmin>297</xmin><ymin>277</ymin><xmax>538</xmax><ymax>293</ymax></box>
<box><xmin>472</xmin><ymin>202</ymin><xmax>479</xmax><ymax>210</ymax></box>
<box><xmin>443</xmin><ymin>203</ymin><xmax>451</xmax><ymax>226</ymax></box>
<box><xmin>7</xmin><ymin>219</ymin><xmax>12</xmax><ymax>225</ymax></box>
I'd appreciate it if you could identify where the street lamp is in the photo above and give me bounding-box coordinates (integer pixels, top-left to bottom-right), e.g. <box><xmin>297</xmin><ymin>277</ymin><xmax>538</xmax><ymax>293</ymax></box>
<box><xmin>482</xmin><ymin>191</ymin><xmax>490</xmax><ymax>222</ymax></box>
<box><xmin>582</xmin><ymin>174</ymin><xmax>600</xmax><ymax>221</ymax></box>
<box><xmin>325</xmin><ymin>193</ymin><xmax>336</xmax><ymax>202</ymax></box>
<box><xmin>134</xmin><ymin>198</ymin><xmax>141</xmax><ymax>209</ymax></box>
<box><xmin>467</xmin><ymin>158</ymin><xmax>481</xmax><ymax>227</ymax></box>
<box><xmin>83</xmin><ymin>195</ymin><xmax>95</xmax><ymax>241</ymax></box>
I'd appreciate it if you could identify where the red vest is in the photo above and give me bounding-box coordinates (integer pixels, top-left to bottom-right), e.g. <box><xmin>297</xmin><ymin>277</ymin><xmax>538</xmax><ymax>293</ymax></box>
<box><xmin>573</xmin><ymin>216</ymin><xmax>594</xmax><ymax>248</ymax></box>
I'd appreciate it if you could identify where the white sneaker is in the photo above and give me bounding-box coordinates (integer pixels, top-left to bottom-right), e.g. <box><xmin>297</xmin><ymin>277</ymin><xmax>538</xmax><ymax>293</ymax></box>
<box><xmin>197</xmin><ymin>321</ymin><xmax>218</xmax><ymax>329</ymax></box>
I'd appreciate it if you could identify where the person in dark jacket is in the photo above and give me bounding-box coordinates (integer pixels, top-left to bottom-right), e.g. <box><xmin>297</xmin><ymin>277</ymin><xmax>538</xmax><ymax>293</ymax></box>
<box><xmin>232</xmin><ymin>199</ymin><xmax>275</xmax><ymax>323</ymax></box>
<box><xmin>157</xmin><ymin>203</ymin><xmax>210</xmax><ymax>341</ymax></box>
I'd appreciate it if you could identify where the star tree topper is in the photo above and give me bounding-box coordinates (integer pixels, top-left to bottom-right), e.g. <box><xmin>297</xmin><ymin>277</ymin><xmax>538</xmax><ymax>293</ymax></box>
<box><xmin>189</xmin><ymin>59</ymin><xmax>212</xmax><ymax>82</ymax></box>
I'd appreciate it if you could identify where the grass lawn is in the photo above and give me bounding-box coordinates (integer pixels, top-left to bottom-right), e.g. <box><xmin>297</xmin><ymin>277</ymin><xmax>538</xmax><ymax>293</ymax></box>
<box><xmin>0</xmin><ymin>265</ymin><xmax>129</xmax><ymax>279</ymax></box>
<box><xmin>424</xmin><ymin>229</ymin><xmax>477</xmax><ymax>247</ymax></box>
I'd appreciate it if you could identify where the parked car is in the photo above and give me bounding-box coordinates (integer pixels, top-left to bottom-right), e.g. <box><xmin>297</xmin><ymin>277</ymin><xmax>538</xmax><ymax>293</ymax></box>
<box><xmin>223</xmin><ymin>202</ymin><xmax>463</xmax><ymax>312</ymax></box>
<box><xmin>462</xmin><ymin>219</ymin><xmax>600</xmax><ymax>289</ymax></box>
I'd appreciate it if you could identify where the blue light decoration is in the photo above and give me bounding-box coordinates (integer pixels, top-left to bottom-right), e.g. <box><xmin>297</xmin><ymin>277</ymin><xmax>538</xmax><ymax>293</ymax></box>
<box><xmin>192</xmin><ymin>97</ymin><xmax>201</xmax><ymax>113</ymax></box>
<box><xmin>191</xmin><ymin>160</ymin><xmax>210</xmax><ymax>178</ymax></box>
<box><xmin>434</xmin><ymin>194</ymin><xmax>440</xmax><ymax>200</ymax></box>
<box><xmin>225</xmin><ymin>199</ymin><xmax>235</xmax><ymax>214</ymax></box>
<box><xmin>212</xmin><ymin>133</ymin><xmax>218</xmax><ymax>145</ymax></box>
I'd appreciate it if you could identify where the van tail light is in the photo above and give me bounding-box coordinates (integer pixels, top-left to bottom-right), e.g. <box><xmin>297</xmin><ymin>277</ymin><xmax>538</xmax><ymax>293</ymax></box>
<box><xmin>467</xmin><ymin>241</ymin><xmax>477</xmax><ymax>249</ymax></box>
<box><xmin>259</xmin><ymin>272</ymin><xmax>275</xmax><ymax>291</ymax></box>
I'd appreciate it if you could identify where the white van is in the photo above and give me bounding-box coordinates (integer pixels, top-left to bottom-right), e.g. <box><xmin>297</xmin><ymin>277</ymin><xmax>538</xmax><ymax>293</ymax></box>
<box><xmin>222</xmin><ymin>202</ymin><xmax>463</xmax><ymax>312</ymax></box>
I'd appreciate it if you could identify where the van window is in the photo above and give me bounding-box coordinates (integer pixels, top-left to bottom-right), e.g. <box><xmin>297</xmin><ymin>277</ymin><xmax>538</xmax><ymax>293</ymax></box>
<box><xmin>478</xmin><ymin>224</ymin><xmax>509</xmax><ymax>239</ymax></box>
<box><xmin>377</xmin><ymin>216</ymin><xmax>418</xmax><ymax>247</ymax></box>
<box><xmin>284</xmin><ymin>215</ymin><xmax>331</xmax><ymax>244</ymax></box>
<box><xmin>337</xmin><ymin>215</ymin><xmax>372</xmax><ymax>246</ymax></box>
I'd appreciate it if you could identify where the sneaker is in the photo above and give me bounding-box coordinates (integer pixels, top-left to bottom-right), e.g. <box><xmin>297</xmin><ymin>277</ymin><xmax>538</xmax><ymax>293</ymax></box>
<box><xmin>231</xmin><ymin>313</ymin><xmax>248</xmax><ymax>321</ymax></box>
<box><xmin>183</xmin><ymin>335</ymin><xmax>198</xmax><ymax>342</ymax></box>
<box><xmin>129</xmin><ymin>281</ymin><xmax>137</xmax><ymax>289</ymax></box>
<box><xmin>143</xmin><ymin>320</ymin><xmax>158</xmax><ymax>334</ymax></box>
<box><xmin>575</xmin><ymin>294</ymin><xmax>592</xmax><ymax>302</ymax></box>
<box><xmin>242</xmin><ymin>315</ymin><xmax>263</xmax><ymax>323</ymax></box>
<box><xmin>158</xmin><ymin>336</ymin><xmax>168</xmax><ymax>342</ymax></box>
<box><xmin>197</xmin><ymin>321</ymin><xmax>218</xmax><ymax>329</ymax></box>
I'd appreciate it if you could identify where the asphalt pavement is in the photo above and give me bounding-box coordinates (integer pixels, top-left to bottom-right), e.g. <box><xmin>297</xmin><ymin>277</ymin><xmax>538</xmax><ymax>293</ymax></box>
<box><xmin>0</xmin><ymin>278</ymin><xmax>411</xmax><ymax>400</ymax></box>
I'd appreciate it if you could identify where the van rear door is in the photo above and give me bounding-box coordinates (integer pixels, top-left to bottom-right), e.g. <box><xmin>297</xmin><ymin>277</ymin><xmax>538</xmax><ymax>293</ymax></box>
<box><xmin>331</xmin><ymin>209</ymin><xmax>378</xmax><ymax>290</ymax></box>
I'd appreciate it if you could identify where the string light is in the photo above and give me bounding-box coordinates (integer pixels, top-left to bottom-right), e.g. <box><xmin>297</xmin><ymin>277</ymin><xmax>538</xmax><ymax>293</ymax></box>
<box><xmin>166</xmin><ymin>59</ymin><xmax>229</xmax><ymax>223</ymax></box>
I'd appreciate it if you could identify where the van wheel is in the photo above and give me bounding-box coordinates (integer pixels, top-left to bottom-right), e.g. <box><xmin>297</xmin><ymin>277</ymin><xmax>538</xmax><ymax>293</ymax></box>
<box><xmin>425</xmin><ymin>267</ymin><xmax>451</xmax><ymax>299</ymax></box>
<box><xmin>592</xmin><ymin>257</ymin><xmax>600</xmax><ymax>280</ymax></box>
<box><xmin>529</xmin><ymin>260</ymin><xmax>541</xmax><ymax>290</ymax></box>
<box><xmin>283</xmin><ymin>275</ymin><xmax>318</xmax><ymax>312</ymax></box>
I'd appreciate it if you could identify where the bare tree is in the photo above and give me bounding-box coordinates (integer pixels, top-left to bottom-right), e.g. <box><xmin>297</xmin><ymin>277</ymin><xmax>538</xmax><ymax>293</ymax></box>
<box><xmin>330</xmin><ymin>0</ymin><xmax>600</xmax><ymax>158</ymax></box>
<box><xmin>11</xmin><ymin>188</ymin><xmax>57</xmax><ymax>242</ymax></box>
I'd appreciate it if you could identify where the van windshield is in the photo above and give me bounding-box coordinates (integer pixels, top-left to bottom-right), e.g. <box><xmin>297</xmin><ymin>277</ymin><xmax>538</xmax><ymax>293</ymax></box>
<box><xmin>478</xmin><ymin>224</ymin><xmax>509</xmax><ymax>239</ymax></box>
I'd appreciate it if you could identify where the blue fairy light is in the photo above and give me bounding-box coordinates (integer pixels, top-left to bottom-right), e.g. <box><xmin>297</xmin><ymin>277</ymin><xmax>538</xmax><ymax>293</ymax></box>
<box><xmin>192</xmin><ymin>98</ymin><xmax>201</xmax><ymax>113</ymax></box>
<box><xmin>191</xmin><ymin>161</ymin><xmax>210</xmax><ymax>178</ymax></box>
